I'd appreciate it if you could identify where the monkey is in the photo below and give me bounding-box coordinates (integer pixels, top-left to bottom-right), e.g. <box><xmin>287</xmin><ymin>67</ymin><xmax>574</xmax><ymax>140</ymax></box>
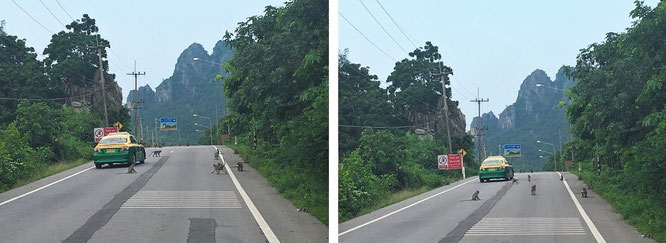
<box><xmin>577</xmin><ymin>175</ymin><xmax>583</xmax><ymax>180</ymax></box>
<box><xmin>560</xmin><ymin>174</ymin><xmax>564</xmax><ymax>181</ymax></box>
<box><xmin>581</xmin><ymin>187</ymin><xmax>588</xmax><ymax>198</ymax></box>
<box><xmin>512</xmin><ymin>178</ymin><xmax>519</xmax><ymax>184</ymax></box>
<box><xmin>528</xmin><ymin>174</ymin><xmax>531</xmax><ymax>182</ymax></box>
<box><xmin>150</xmin><ymin>150</ymin><xmax>162</xmax><ymax>157</ymax></box>
<box><xmin>444</xmin><ymin>178</ymin><xmax>450</xmax><ymax>185</ymax></box>
<box><xmin>471</xmin><ymin>190</ymin><xmax>480</xmax><ymax>201</ymax></box>
<box><xmin>127</xmin><ymin>162</ymin><xmax>137</xmax><ymax>173</ymax></box>
<box><xmin>214</xmin><ymin>149</ymin><xmax>220</xmax><ymax>160</ymax></box>
<box><xmin>531</xmin><ymin>184</ymin><xmax>537</xmax><ymax>195</ymax></box>
<box><xmin>211</xmin><ymin>163</ymin><xmax>225</xmax><ymax>174</ymax></box>
<box><xmin>236</xmin><ymin>162</ymin><xmax>243</xmax><ymax>171</ymax></box>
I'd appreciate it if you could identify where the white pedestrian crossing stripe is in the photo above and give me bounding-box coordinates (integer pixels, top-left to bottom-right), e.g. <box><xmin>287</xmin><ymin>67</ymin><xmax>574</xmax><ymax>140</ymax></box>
<box><xmin>465</xmin><ymin>217</ymin><xmax>587</xmax><ymax>236</ymax></box>
<box><xmin>121</xmin><ymin>191</ymin><xmax>242</xmax><ymax>209</ymax></box>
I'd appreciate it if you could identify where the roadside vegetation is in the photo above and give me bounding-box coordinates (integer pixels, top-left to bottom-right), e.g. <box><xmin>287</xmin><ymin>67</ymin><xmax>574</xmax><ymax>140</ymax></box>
<box><xmin>201</xmin><ymin>0</ymin><xmax>328</xmax><ymax>223</ymax></box>
<box><xmin>0</xmin><ymin>17</ymin><xmax>130</xmax><ymax>192</ymax></box>
<box><xmin>338</xmin><ymin>44</ymin><xmax>477</xmax><ymax>222</ymax></box>
<box><xmin>546</xmin><ymin>2</ymin><xmax>666</xmax><ymax>241</ymax></box>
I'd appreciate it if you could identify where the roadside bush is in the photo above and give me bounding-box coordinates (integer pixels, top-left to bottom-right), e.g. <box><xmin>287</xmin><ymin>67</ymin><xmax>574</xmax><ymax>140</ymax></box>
<box><xmin>0</xmin><ymin>124</ymin><xmax>50</xmax><ymax>190</ymax></box>
<box><xmin>339</xmin><ymin>150</ymin><xmax>391</xmax><ymax>220</ymax></box>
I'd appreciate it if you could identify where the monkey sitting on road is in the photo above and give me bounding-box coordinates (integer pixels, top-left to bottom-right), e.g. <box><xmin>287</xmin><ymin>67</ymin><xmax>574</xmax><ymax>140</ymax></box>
<box><xmin>512</xmin><ymin>178</ymin><xmax>519</xmax><ymax>184</ymax></box>
<box><xmin>528</xmin><ymin>175</ymin><xmax>531</xmax><ymax>182</ymax></box>
<box><xmin>236</xmin><ymin>162</ymin><xmax>243</xmax><ymax>171</ymax></box>
<box><xmin>150</xmin><ymin>150</ymin><xmax>161</xmax><ymax>157</ymax></box>
<box><xmin>471</xmin><ymin>191</ymin><xmax>480</xmax><ymax>201</ymax></box>
<box><xmin>211</xmin><ymin>163</ymin><xmax>226</xmax><ymax>174</ymax></box>
<box><xmin>560</xmin><ymin>174</ymin><xmax>564</xmax><ymax>181</ymax></box>
<box><xmin>127</xmin><ymin>162</ymin><xmax>137</xmax><ymax>174</ymax></box>
<box><xmin>531</xmin><ymin>184</ymin><xmax>537</xmax><ymax>195</ymax></box>
<box><xmin>581</xmin><ymin>187</ymin><xmax>588</xmax><ymax>198</ymax></box>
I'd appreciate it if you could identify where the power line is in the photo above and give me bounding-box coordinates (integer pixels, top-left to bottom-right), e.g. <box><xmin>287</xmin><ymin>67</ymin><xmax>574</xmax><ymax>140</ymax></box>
<box><xmin>358</xmin><ymin>0</ymin><xmax>409</xmax><ymax>54</ymax></box>
<box><xmin>11</xmin><ymin>0</ymin><xmax>53</xmax><ymax>34</ymax></box>
<box><xmin>54</xmin><ymin>0</ymin><xmax>75</xmax><ymax>22</ymax></box>
<box><xmin>375</xmin><ymin>0</ymin><xmax>418</xmax><ymax>49</ymax></box>
<box><xmin>339</xmin><ymin>12</ymin><xmax>397</xmax><ymax>62</ymax></box>
<box><xmin>39</xmin><ymin>0</ymin><xmax>66</xmax><ymax>28</ymax></box>
<box><xmin>109</xmin><ymin>48</ymin><xmax>133</xmax><ymax>70</ymax></box>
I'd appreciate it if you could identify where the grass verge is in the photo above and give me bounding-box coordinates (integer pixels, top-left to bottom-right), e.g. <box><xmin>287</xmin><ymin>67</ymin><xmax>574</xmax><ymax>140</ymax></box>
<box><xmin>0</xmin><ymin>159</ymin><xmax>90</xmax><ymax>194</ymax></box>
<box><xmin>354</xmin><ymin>186</ymin><xmax>429</xmax><ymax>219</ymax></box>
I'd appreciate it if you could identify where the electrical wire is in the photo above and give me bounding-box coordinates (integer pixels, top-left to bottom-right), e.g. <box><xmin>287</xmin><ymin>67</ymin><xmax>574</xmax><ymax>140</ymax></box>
<box><xmin>375</xmin><ymin>0</ymin><xmax>418</xmax><ymax>49</ymax></box>
<box><xmin>358</xmin><ymin>0</ymin><xmax>409</xmax><ymax>54</ymax></box>
<box><xmin>39</xmin><ymin>0</ymin><xmax>66</xmax><ymax>28</ymax></box>
<box><xmin>11</xmin><ymin>0</ymin><xmax>53</xmax><ymax>34</ymax></box>
<box><xmin>339</xmin><ymin>12</ymin><xmax>397</xmax><ymax>62</ymax></box>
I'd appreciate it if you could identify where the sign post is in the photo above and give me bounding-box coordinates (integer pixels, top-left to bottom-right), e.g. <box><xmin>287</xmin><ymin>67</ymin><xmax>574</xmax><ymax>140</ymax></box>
<box><xmin>94</xmin><ymin>128</ymin><xmax>104</xmax><ymax>142</ymax></box>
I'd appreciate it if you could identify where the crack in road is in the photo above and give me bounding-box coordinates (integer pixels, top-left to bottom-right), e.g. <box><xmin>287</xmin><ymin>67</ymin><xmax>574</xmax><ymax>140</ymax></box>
<box><xmin>439</xmin><ymin>182</ymin><xmax>513</xmax><ymax>243</ymax></box>
<box><xmin>62</xmin><ymin>156</ymin><xmax>170</xmax><ymax>243</ymax></box>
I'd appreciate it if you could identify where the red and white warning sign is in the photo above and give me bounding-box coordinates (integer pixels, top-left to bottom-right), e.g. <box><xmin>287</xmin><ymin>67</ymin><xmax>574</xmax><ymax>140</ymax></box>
<box><xmin>94</xmin><ymin>128</ymin><xmax>104</xmax><ymax>142</ymax></box>
<box><xmin>438</xmin><ymin>155</ymin><xmax>448</xmax><ymax>169</ymax></box>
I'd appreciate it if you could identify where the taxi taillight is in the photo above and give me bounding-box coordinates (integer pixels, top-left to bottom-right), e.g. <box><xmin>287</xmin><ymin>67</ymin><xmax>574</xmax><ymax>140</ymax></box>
<box><xmin>94</xmin><ymin>147</ymin><xmax>101</xmax><ymax>152</ymax></box>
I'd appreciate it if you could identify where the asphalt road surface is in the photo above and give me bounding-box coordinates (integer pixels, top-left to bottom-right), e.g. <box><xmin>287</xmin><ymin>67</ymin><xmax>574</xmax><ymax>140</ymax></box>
<box><xmin>0</xmin><ymin>145</ymin><xmax>326</xmax><ymax>243</ymax></box>
<box><xmin>339</xmin><ymin>172</ymin><xmax>654</xmax><ymax>243</ymax></box>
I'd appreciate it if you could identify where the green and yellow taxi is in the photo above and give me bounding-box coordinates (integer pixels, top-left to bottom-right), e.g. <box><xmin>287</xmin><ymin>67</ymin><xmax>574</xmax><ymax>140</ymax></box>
<box><xmin>479</xmin><ymin>155</ymin><xmax>514</xmax><ymax>183</ymax></box>
<box><xmin>93</xmin><ymin>132</ymin><xmax>146</xmax><ymax>169</ymax></box>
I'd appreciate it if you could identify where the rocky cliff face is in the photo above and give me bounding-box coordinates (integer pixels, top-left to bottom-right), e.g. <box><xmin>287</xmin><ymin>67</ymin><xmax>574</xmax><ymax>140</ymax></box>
<box><xmin>127</xmin><ymin>40</ymin><xmax>232</xmax><ymax>144</ymax></box>
<box><xmin>471</xmin><ymin>66</ymin><xmax>574</xmax><ymax>170</ymax></box>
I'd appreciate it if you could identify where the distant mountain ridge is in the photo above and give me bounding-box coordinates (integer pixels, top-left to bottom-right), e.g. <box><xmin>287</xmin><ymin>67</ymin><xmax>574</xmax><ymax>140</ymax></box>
<box><xmin>471</xmin><ymin>66</ymin><xmax>574</xmax><ymax>170</ymax></box>
<box><xmin>127</xmin><ymin>40</ymin><xmax>232</xmax><ymax>144</ymax></box>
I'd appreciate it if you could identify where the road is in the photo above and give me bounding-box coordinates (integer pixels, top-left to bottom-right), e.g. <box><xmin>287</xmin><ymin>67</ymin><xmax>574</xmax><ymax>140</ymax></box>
<box><xmin>339</xmin><ymin>172</ymin><xmax>653</xmax><ymax>243</ymax></box>
<box><xmin>0</xmin><ymin>145</ymin><xmax>327</xmax><ymax>243</ymax></box>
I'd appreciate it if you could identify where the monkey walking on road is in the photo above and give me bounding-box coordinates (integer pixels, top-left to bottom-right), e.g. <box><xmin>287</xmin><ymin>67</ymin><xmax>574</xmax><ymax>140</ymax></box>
<box><xmin>211</xmin><ymin>162</ymin><xmax>226</xmax><ymax>174</ymax></box>
<box><xmin>150</xmin><ymin>150</ymin><xmax>161</xmax><ymax>157</ymax></box>
<box><xmin>512</xmin><ymin>178</ymin><xmax>519</xmax><ymax>184</ymax></box>
<box><xmin>236</xmin><ymin>162</ymin><xmax>243</xmax><ymax>171</ymax></box>
<box><xmin>581</xmin><ymin>187</ymin><xmax>588</xmax><ymax>198</ymax></box>
<box><xmin>528</xmin><ymin>175</ymin><xmax>531</xmax><ymax>182</ymax></box>
<box><xmin>214</xmin><ymin>149</ymin><xmax>220</xmax><ymax>160</ymax></box>
<box><xmin>127</xmin><ymin>162</ymin><xmax>137</xmax><ymax>174</ymax></box>
<box><xmin>531</xmin><ymin>184</ymin><xmax>537</xmax><ymax>195</ymax></box>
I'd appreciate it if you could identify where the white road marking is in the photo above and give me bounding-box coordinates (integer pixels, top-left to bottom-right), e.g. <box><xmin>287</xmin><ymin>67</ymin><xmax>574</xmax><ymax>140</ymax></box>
<box><xmin>213</xmin><ymin>145</ymin><xmax>279</xmax><ymax>243</ymax></box>
<box><xmin>121</xmin><ymin>190</ymin><xmax>242</xmax><ymax>209</ymax></box>
<box><xmin>465</xmin><ymin>217</ymin><xmax>586</xmax><ymax>236</ymax></box>
<box><xmin>0</xmin><ymin>166</ymin><xmax>94</xmax><ymax>207</ymax></box>
<box><xmin>339</xmin><ymin>177</ymin><xmax>477</xmax><ymax>236</ymax></box>
<box><xmin>558</xmin><ymin>171</ymin><xmax>607</xmax><ymax>243</ymax></box>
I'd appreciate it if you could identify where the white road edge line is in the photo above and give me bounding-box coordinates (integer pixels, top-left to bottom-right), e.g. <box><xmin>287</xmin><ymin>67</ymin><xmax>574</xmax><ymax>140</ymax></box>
<box><xmin>0</xmin><ymin>166</ymin><xmax>94</xmax><ymax>207</ymax></box>
<box><xmin>557</xmin><ymin>171</ymin><xmax>606</xmax><ymax>243</ymax></box>
<box><xmin>213</xmin><ymin>145</ymin><xmax>279</xmax><ymax>243</ymax></box>
<box><xmin>339</xmin><ymin>176</ymin><xmax>477</xmax><ymax>236</ymax></box>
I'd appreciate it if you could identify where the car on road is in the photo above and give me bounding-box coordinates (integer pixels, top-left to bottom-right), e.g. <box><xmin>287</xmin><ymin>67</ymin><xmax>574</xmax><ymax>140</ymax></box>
<box><xmin>479</xmin><ymin>155</ymin><xmax>514</xmax><ymax>182</ymax></box>
<box><xmin>93</xmin><ymin>132</ymin><xmax>146</xmax><ymax>169</ymax></box>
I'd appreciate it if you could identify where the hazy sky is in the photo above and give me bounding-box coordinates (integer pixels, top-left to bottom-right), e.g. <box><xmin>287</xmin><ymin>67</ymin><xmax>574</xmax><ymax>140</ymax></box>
<box><xmin>1</xmin><ymin>0</ymin><xmax>283</xmax><ymax>103</ymax></box>
<box><xmin>340</xmin><ymin>0</ymin><xmax>659</xmax><ymax>129</ymax></box>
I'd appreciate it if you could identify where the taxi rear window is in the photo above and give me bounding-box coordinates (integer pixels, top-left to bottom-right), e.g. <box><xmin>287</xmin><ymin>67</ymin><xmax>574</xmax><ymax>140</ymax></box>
<box><xmin>99</xmin><ymin>137</ymin><xmax>128</xmax><ymax>144</ymax></box>
<box><xmin>482</xmin><ymin>159</ymin><xmax>503</xmax><ymax>165</ymax></box>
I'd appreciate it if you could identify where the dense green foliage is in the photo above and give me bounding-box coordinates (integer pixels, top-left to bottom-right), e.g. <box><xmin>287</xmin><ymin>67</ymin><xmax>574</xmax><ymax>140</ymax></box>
<box><xmin>0</xmin><ymin>16</ymin><xmax>124</xmax><ymax>190</ymax></box>
<box><xmin>564</xmin><ymin>1</ymin><xmax>666</xmax><ymax>241</ymax></box>
<box><xmin>213</xmin><ymin>0</ymin><xmax>328</xmax><ymax>223</ymax></box>
<box><xmin>338</xmin><ymin>44</ymin><xmax>477</xmax><ymax>221</ymax></box>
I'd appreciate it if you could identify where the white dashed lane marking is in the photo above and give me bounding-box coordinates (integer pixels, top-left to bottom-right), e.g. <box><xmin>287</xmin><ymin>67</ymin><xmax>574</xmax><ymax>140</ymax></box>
<box><xmin>465</xmin><ymin>217</ymin><xmax>587</xmax><ymax>236</ymax></box>
<box><xmin>121</xmin><ymin>190</ymin><xmax>242</xmax><ymax>209</ymax></box>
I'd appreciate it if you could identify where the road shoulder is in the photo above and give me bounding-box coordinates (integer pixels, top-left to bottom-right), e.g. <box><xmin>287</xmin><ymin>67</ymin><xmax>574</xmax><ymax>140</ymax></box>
<box><xmin>218</xmin><ymin>146</ymin><xmax>328</xmax><ymax>243</ymax></box>
<box><xmin>561</xmin><ymin>172</ymin><xmax>655</xmax><ymax>243</ymax></box>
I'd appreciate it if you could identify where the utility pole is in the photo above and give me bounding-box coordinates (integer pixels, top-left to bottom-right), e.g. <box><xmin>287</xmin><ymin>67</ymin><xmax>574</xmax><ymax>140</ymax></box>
<box><xmin>559</xmin><ymin>128</ymin><xmax>563</xmax><ymax>171</ymax></box>
<box><xmin>439</xmin><ymin>63</ymin><xmax>453</xmax><ymax>154</ymax></box>
<box><xmin>471</xmin><ymin>88</ymin><xmax>489</xmax><ymax>164</ymax></box>
<box><xmin>96</xmin><ymin>42</ymin><xmax>109</xmax><ymax>126</ymax></box>
<box><xmin>127</xmin><ymin>61</ymin><xmax>146</xmax><ymax>136</ymax></box>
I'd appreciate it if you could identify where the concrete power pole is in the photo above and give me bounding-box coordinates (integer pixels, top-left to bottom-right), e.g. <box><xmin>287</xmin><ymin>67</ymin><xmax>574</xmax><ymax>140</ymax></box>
<box><xmin>127</xmin><ymin>61</ymin><xmax>146</xmax><ymax>136</ymax></box>
<box><xmin>97</xmin><ymin>44</ymin><xmax>109</xmax><ymax>126</ymax></box>
<box><xmin>439</xmin><ymin>63</ymin><xmax>453</xmax><ymax>154</ymax></box>
<box><xmin>471</xmin><ymin>88</ymin><xmax>489</xmax><ymax>164</ymax></box>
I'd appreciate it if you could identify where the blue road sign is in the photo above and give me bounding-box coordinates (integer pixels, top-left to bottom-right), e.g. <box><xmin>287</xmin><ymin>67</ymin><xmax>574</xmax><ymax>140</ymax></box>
<box><xmin>503</xmin><ymin>144</ymin><xmax>521</xmax><ymax>157</ymax></box>
<box><xmin>160</xmin><ymin>118</ymin><xmax>178</xmax><ymax>131</ymax></box>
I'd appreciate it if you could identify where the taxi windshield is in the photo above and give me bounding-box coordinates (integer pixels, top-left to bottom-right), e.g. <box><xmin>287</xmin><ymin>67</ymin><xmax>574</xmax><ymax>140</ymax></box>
<box><xmin>482</xmin><ymin>159</ymin><xmax>504</xmax><ymax>165</ymax></box>
<box><xmin>99</xmin><ymin>137</ymin><xmax>127</xmax><ymax>145</ymax></box>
